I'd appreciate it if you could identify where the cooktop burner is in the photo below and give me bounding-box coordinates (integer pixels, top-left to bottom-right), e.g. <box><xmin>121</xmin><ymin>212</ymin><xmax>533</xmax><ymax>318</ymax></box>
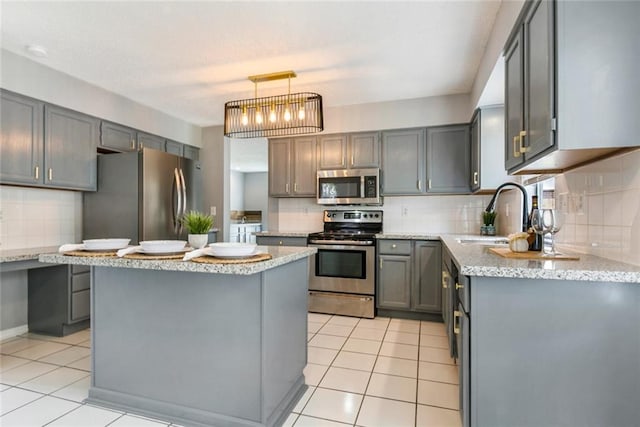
<box><xmin>308</xmin><ymin>209</ymin><xmax>383</xmax><ymax>243</ymax></box>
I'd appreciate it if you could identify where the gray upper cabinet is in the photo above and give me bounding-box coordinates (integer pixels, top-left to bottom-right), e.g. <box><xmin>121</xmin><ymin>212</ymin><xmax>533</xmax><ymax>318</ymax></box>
<box><xmin>138</xmin><ymin>132</ymin><xmax>165</xmax><ymax>152</ymax></box>
<box><xmin>0</xmin><ymin>90</ymin><xmax>44</xmax><ymax>185</ymax></box>
<box><xmin>412</xmin><ymin>241</ymin><xmax>442</xmax><ymax>313</ymax></box>
<box><xmin>470</xmin><ymin>110</ymin><xmax>480</xmax><ymax>192</ymax></box>
<box><xmin>505</xmin><ymin>0</ymin><xmax>640</xmax><ymax>174</ymax></box>
<box><xmin>317</xmin><ymin>135</ymin><xmax>348</xmax><ymax>169</ymax></box>
<box><xmin>268</xmin><ymin>136</ymin><xmax>316</xmax><ymax>197</ymax></box>
<box><xmin>426</xmin><ymin>124</ymin><xmax>470</xmax><ymax>194</ymax></box>
<box><xmin>100</xmin><ymin>121</ymin><xmax>137</xmax><ymax>152</ymax></box>
<box><xmin>183</xmin><ymin>145</ymin><xmax>200</xmax><ymax>160</ymax></box>
<box><xmin>165</xmin><ymin>140</ymin><xmax>184</xmax><ymax>157</ymax></box>
<box><xmin>269</xmin><ymin>138</ymin><xmax>291</xmax><ymax>196</ymax></box>
<box><xmin>318</xmin><ymin>132</ymin><xmax>380</xmax><ymax>170</ymax></box>
<box><xmin>381</xmin><ymin>128</ymin><xmax>426</xmax><ymax>195</ymax></box>
<box><xmin>44</xmin><ymin>105</ymin><xmax>99</xmax><ymax>191</ymax></box>
<box><xmin>349</xmin><ymin>132</ymin><xmax>380</xmax><ymax>169</ymax></box>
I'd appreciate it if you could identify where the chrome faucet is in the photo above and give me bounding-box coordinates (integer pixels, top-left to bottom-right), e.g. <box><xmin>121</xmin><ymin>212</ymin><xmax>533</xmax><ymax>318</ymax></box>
<box><xmin>485</xmin><ymin>182</ymin><xmax>529</xmax><ymax>233</ymax></box>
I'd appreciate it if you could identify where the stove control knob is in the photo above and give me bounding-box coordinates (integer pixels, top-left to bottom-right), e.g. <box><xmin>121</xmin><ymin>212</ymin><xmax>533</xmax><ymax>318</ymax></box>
<box><xmin>374</xmin><ymin>213</ymin><xmax>380</xmax><ymax>218</ymax></box>
<box><xmin>363</xmin><ymin>214</ymin><xmax>368</xmax><ymax>218</ymax></box>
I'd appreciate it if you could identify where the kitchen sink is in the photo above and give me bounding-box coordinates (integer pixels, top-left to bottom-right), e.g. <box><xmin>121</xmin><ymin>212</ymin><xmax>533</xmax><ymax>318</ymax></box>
<box><xmin>456</xmin><ymin>237</ymin><xmax>509</xmax><ymax>246</ymax></box>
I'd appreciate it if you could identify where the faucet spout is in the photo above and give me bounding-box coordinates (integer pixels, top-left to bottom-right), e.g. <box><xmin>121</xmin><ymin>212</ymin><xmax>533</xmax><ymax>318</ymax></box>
<box><xmin>485</xmin><ymin>182</ymin><xmax>529</xmax><ymax>233</ymax></box>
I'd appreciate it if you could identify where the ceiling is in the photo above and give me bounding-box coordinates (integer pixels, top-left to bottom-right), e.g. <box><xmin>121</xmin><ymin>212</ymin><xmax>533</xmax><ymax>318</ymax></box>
<box><xmin>1</xmin><ymin>1</ymin><xmax>503</xmax><ymax>129</ymax></box>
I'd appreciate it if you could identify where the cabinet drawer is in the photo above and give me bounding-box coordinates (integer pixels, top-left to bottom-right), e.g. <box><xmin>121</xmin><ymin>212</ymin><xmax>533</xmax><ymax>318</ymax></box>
<box><xmin>378</xmin><ymin>240</ymin><xmax>411</xmax><ymax>255</ymax></box>
<box><xmin>71</xmin><ymin>289</ymin><xmax>90</xmax><ymax>321</ymax></box>
<box><xmin>71</xmin><ymin>272</ymin><xmax>90</xmax><ymax>292</ymax></box>
<box><xmin>71</xmin><ymin>265</ymin><xmax>90</xmax><ymax>274</ymax></box>
<box><xmin>256</xmin><ymin>236</ymin><xmax>307</xmax><ymax>247</ymax></box>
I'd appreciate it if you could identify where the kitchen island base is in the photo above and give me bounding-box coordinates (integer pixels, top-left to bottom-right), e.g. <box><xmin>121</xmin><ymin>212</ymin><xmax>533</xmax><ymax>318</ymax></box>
<box><xmin>85</xmin><ymin>259</ymin><xmax>309</xmax><ymax>427</ymax></box>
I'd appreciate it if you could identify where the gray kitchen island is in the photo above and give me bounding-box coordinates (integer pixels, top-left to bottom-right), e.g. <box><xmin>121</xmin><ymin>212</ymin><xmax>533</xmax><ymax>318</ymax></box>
<box><xmin>40</xmin><ymin>245</ymin><xmax>316</xmax><ymax>427</ymax></box>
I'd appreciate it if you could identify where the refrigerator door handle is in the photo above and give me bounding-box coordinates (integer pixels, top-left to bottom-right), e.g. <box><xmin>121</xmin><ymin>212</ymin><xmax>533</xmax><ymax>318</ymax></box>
<box><xmin>178</xmin><ymin>168</ymin><xmax>187</xmax><ymax>235</ymax></box>
<box><xmin>173</xmin><ymin>168</ymin><xmax>182</xmax><ymax>234</ymax></box>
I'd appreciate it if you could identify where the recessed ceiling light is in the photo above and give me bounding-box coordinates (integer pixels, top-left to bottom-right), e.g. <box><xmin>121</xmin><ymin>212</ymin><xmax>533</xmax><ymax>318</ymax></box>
<box><xmin>26</xmin><ymin>44</ymin><xmax>48</xmax><ymax>58</ymax></box>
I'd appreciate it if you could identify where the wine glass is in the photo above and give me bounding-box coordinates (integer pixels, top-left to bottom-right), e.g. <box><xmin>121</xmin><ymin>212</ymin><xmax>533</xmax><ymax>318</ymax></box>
<box><xmin>530</xmin><ymin>208</ymin><xmax>552</xmax><ymax>255</ymax></box>
<box><xmin>542</xmin><ymin>209</ymin><xmax>562</xmax><ymax>256</ymax></box>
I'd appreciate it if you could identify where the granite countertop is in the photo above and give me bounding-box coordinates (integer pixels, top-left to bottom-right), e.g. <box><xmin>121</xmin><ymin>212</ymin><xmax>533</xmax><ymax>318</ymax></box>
<box><xmin>376</xmin><ymin>233</ymin><xmax>441</xmax><ymax>240</ymax></box>
<box><xmin>254</xmin><ymin>231</ymin><xmax>312</xmax><ymax>237</ymax></box>
<box><xmin>439</xmin><ymin>235</ymin><xmax>640</xmax><ymax>284</ymax></box>
<box><xmin>0</xmin><ymin>246</ymin><xmax>60</xmax><ymax>263</ymax></box>
<box><xmin>39</xmin><ymin>246</ymin><xmax>317</xmax><ymax>276</ymax></box>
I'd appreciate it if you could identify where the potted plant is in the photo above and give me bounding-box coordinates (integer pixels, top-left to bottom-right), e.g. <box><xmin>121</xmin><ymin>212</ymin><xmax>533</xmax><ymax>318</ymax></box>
<box><xmin>481</xmin><ymin>211</ymin><xmax>497</xmax><ymax>236</ymax></box>
<box><xmin>181</xmin><ymin>210</ymin><xmax>214</xmax><ymax>249</ymax></box>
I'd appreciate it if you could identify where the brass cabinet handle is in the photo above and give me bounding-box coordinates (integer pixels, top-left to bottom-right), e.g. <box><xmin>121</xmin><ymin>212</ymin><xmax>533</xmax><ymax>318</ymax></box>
<box><xmin>278</xmin><ymin>240</ymin><xmax>283</xmax><ymax>245</ymax></box>
<box><xmin>379</xmin><ymin>258</ymin><xmax>383</xmax><ymax>269</ymax></box>
<box><xmin>456</xmin><ymin>282</ymin><xmax>464</xmax><ymax>290</ymax></box>
<box><xmin>513</xmin><ymin>136</ymin><xmax>521</xmax><ymax>158</ymax></box>
<box><xmin>473</xmin><ymin>171</ymin><xmax>478</xmax><ymax>185</ymax></box>
<box><xmin>442</xmin><ymin>271</ymin><xmax>449</xmax><ymax>288</ymax></box>
<box><xmin>351</xmin><ymin>155</ymin><xmax>354</xmax><ymax>167</ymax></box>
<box><xmin>131</xmin><ymin>139</ymin><xmax>135</xmax><ymax>149</ymax></box>
<box><xmin>294</xmin><ymin>182</ymin><xmax>298</xmax><ymax>192</ymax></box>
<box><xmin>519</xmin><ymin>130</ymin><xmax>530</xmax><ymax>153</ymax></box>
<box><xmin>34</xmin><ymin>166</ymin><xmax>39</xmax><ymax>180</ymax></box>
<box><xmin>454</xmin><ymin>310</ymin><xmax>461</xmax><ymax>335</ymax></box>
<box><xmin>48</xmin><ymin>168</ymin><xmax>53</xmax><ymax>181</ymax></box>
<box><xmin>391</xmin><ymin>244</ymin><xmax>397</xmax><ymax>249</ymax></box>
<box><xmin>428</xmin><ymin>179</ymin><xmax>432</xmax><ymax>190</ymax></box>
<box><xmin>417</xmin><ymin>180</ymin><xmax>422</xmax><ymax>190</ymax></box>
<box><xmin>285</xmin><ymin>183</ymin><xmax>289</xmax><ymax>193</ymax></box>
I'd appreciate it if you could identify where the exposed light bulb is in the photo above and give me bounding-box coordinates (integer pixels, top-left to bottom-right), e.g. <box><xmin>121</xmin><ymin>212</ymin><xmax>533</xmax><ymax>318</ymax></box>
<box><xmin>241</xmin><ymin>107</ymin><xmax>248</xmax><ymax>126</ymax></box>
<box><xmin>269</xmin><ymin>104</ymin><xmax>277</xmax><ymax>123</ymax></box>
<box><xmin>255</xmin><ymin>110</ymin><xmax>263</xmax><ymax>124</ymax></box>
<box><xmin>298</xmin><ymin>107</ymin><xmax>305</xmax><ymax>120</ymax></box>
<box><xmin>284</xmin><ymin>106</ymin><xmax>291</xmax><ymax>122</ymax></box>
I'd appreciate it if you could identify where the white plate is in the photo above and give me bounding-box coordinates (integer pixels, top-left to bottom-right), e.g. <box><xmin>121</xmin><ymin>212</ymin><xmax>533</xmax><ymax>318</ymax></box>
<box><xmin>208</xmin><ymin>242</ymin><xmax>257</xmax><ymax>257</ymax></box>
<box><xmin>211</xmin><ymin>250</ymin><xmax>261</xmax><ymax>259</ymax></box>
<box><xmin>138</xmin><ymin>247</ymin><xmax>190</xmax><ymax>255</ymax></box>
<box><xmin>139</xmin><ymin>240</ymin><xmax>186</xmax><ymax>253</ymax></box>
<box><xmin>83</xmin><ymin>238</ymin><xmax>131</xmax><ymax>251</ymax></box>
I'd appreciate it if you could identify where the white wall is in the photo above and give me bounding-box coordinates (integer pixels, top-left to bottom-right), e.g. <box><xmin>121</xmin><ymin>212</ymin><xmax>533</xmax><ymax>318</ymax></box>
<box><xmin>229</xmin><ymin>171</ymin><xmax>245</xmax><ymax>212</ymax></box>
<box><xmin>1</xmin><ymin>49</ymin><xmax>201</xmax><ymax>146</ymax></box>
<box><xmin>244</xmin><ymin>172</ymin><xmax>269</xmax><ymax>229</ymax></box>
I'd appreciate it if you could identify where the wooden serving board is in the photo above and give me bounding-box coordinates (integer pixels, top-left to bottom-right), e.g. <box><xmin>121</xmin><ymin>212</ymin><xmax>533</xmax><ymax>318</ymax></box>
<box><xmin>191</xmin><ymin>253</ymin><xmax>272</xmax><ymax>264</ymax></box>
<box><xmin>63</xmin><ymin>250</ymin><xmax>117</xmax><ymax>257</ymax></box>
<box><xmin>489</xmin><ymin>247</ymin><xmax>580</xmax><ymax>260</ymax></box>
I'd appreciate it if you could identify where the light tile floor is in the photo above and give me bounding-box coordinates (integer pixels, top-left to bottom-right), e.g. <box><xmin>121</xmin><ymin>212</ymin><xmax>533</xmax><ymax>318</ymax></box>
<box><xmin>0</xmin><ymin>315</ymin><xmax>461</xmax><ymax>427</ymax></box>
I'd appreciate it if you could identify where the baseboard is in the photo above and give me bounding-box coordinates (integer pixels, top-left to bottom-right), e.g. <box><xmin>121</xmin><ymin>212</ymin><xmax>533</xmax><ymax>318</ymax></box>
<box><xmin>0</xmin><ymin>324</ymin><xmax>28</xmax><ymax>341</ymax></box>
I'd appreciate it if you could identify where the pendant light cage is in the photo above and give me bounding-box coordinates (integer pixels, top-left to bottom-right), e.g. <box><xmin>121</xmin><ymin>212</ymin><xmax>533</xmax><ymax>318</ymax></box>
<box><xmin>224</xmin><ymin>71</ymin><xmax>323</xmax><ymax>138</ymax></box>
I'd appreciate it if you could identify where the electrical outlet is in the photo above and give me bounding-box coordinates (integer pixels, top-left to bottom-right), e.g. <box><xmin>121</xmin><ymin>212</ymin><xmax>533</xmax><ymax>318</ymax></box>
<box><xmin>402</xmin><ymin>207</ymin><xmax>408</xmax><ymax>216</ymax></box>
<box><xmin>210</xmin><ymin>206</ymin><xmax>216</xmax><ymax>216</ymax></box>
<box><xmin>505</xmin><ymin>203</ymin><xmax>510</xmax><ymax>217</ymax></box>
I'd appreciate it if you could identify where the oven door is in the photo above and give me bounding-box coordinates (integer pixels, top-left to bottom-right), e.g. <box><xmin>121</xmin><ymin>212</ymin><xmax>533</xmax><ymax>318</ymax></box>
<box><xmin>308</xmin><ymin>243</ymin><xmax>375</xmax><ymax>295</ymax></box>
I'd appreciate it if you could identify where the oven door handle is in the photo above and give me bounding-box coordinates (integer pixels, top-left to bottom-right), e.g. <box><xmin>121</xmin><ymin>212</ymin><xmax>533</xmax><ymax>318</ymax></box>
<box><xmin>308</xmin><ymin>240</ymin><xmax>374</xmax><ymax>247</ymax></box>
<box><xmin>308</xmin><ymin>243</ymin><xmax>375</xmax><ymax>251</ymax></box>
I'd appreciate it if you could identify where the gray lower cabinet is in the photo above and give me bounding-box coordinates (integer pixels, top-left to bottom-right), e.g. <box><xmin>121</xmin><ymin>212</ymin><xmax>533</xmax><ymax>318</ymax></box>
<box><xmin>138</xmin><ymin>132</ymin><xmax>165</xmax><ymax>151</ymax></box>
<box><xmin>0</xmin><ymin>90</ymin><xmax>43</xmax><ymax>185</ymax></box>
<box><xmin>412</xmin><ymin>241</ymin><xmax>442</xmax><ymax>312</ymax></box>
<box><xmin>44</xmin><ymin>104</ymin><xmax>99</xmax><ymax>191</ymax></box>
<box><xmin>268</xmin><ymin>137</ymin><xmax>317</xmax><ymax>197</ymax></box>
<box><xmin>28</xmin><ymin>264</ymin><xmax>90</xmax><ymax>336</ymax></box>
<box><xmin>426</xmin><ymin>125</ymin><xmax>470</xmax><ymax>194</ymax></box>
<box><xmin>377</xmin><ymin>240</ymin><xmax>442</xmax><ymax>314</ymax></box>
<box><xmin>256</xmin><ymin>236</ymin><xmax>308</xmax><ymax>247</ymax></box>
<box><xmin>381</xmin><ymin>128</ymin><xmax>426</xmax><ymax>195</ymax></box>
<box><xmin>100</xmin><ymin>121</ymin><xmax>137</xmax><ymax>152</ymax></box>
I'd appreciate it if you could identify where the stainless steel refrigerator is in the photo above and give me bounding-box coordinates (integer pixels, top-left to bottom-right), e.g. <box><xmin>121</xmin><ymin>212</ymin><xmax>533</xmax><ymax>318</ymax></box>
<box><xmin>83</xmin><ymin>148</ymin><xmax>203</xmax><ymax>244</ymax></box>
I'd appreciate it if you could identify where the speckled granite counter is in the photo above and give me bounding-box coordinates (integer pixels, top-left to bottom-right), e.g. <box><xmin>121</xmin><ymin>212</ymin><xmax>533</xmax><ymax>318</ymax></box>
<box><xmin>0</xmin><ymin>246</ymin><xmax>59</xmax><ymax>263</ymax></box>
<box><xmin>39</xmin><ymin>245</ymin><xmax>316</xmax><ymax>275</ymax></box>
<box><xmin>377</xmin><ymin>233</ymin><xmax>640</xmax><ymax>283</ymax></box>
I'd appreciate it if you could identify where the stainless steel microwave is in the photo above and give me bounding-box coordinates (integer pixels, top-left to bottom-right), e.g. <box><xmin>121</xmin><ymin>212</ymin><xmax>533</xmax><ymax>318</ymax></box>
<box><xmin>317</xmin><ymin>168</ymin><xmax>381</xmax><ymax>205</ymax></box>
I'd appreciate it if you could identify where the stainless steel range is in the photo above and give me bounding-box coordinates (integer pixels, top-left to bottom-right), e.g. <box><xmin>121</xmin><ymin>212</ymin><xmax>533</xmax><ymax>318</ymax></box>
<box><xmin>307</xmin><ymin>209</ymin><xmax>383</xmax><ymax>318</ymax></box>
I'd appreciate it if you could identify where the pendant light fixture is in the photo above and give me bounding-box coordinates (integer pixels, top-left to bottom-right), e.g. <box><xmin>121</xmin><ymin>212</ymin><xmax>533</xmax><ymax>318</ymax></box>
<box><xmin>224</xmin><ymin>70</ymin><xmax>323</xmax><ymax>138</ymax></box>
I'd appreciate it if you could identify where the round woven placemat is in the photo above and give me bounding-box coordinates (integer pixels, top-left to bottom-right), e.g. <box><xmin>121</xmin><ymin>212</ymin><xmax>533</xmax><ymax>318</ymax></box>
<box><xmin>63</xmin><ymin>250</ymin><xmax>117</xmax><ymax>257</ymax></box>
<box><xmin>124</xmin><ymin>252</ymin><xmax>185</xmax><ymax>260</ymax></box>
<box><xmin>191</xmin><ymin>253</ymin><xmax>272</xmax><ymax>264</ymax></box>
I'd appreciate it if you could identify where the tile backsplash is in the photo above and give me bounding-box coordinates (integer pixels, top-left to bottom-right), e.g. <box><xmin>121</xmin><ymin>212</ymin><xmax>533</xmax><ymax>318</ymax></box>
<box><xmin>272</xmin><ymin>194</ymin><xmax>493</xmax><ymax>235</ymax></box>
<box><xmin>0</xmin><ymin>185</ymin><xmax>82</xmax><ymax>250</ymax></box>
<box><xmin>552</xmin><ymin>148</ymin><xmax>640</xmax><ymax>266</ymax></box>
